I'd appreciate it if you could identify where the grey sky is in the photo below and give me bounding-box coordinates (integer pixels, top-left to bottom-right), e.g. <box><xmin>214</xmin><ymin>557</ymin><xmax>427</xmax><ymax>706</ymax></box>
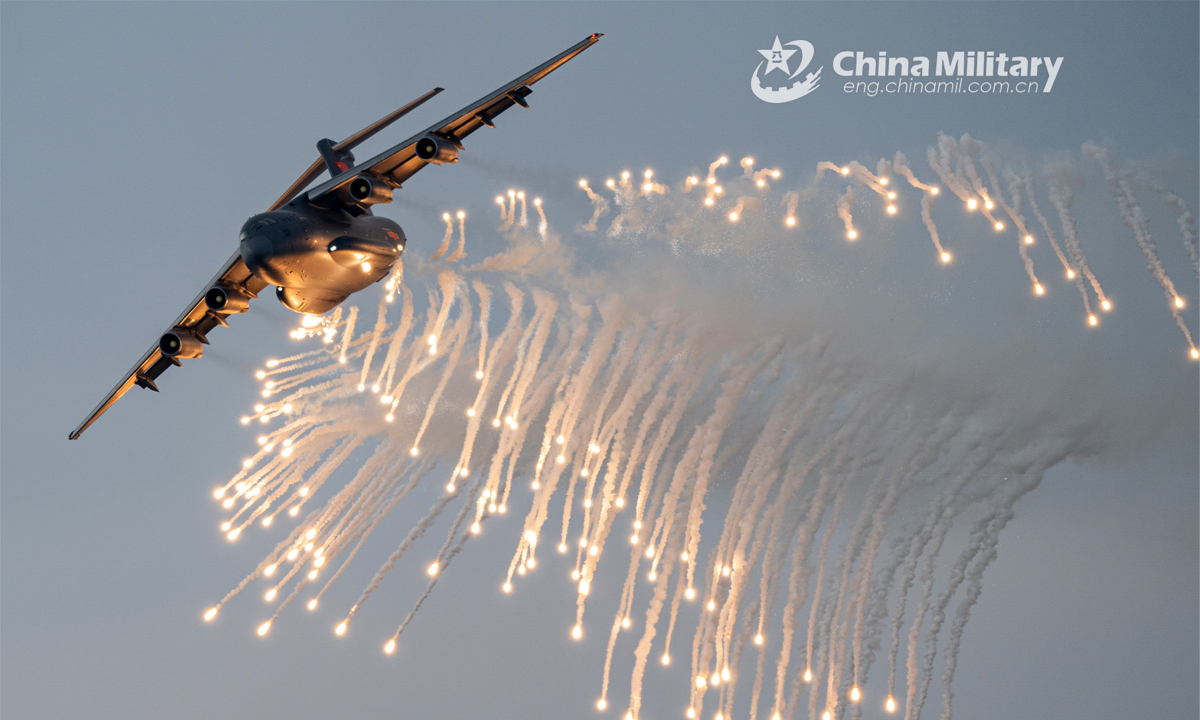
<box><xmin>2</xmin><ymin>3</ymin><xmax>1197</xmax><ymax>720</ymax></box>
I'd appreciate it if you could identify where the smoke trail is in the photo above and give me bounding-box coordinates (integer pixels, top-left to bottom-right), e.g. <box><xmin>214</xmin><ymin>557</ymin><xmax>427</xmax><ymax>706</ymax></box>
<box><xmin>729</xmin><ymin>196</ymin><xmax>762</xmax><ymax>222</ymax></box>
<box><xmin>501</xmin><ymin>191</ymin><xmax>516</xmax><ymax>231</ymax></box>
<box><xmin>782</xmin><ymin>191</ymin><xmax>801</xmax><ymax>227</ymax></box>
<box><xmin>534</xmin><ymin>196</ymin><xmax>549</xmax><ymax>239</ymax></box>
<box><xmin>430</xmin><ymin>212</ymin><xmax>454</xmax><ymax>261</ymax></box>
<box><xmin>447</xmin><ymin>211</ymin><xmax>467</xmax><ymax>262</ymax></box>
<box><xmin>957</xmin><ymin>134</ymin><xmax>1003</xmax><ymax>228</ymax></box>
<box><xmin>388</xmin><ymin>473</ymin><xmax>487</xmax><ymax>643</ymax></box>
<box><xmin>927</xmin><ymin>134</ymin><xmax>976</xmax><ymax>205</ymax></box>
<box><xmin>472</xmin><ymin>279</ymin><xmax>491</xmax><ymax>379</ymax></box>
<box><xmin>1046</xmin><ymin>166</ymin><xmax>1110</xmax><ymax>321</ymax></box>
<box><xmin>893</xmin><ymin>152</ymin><xmax>938</xmax><ymax>193</ymax></box>
<box><xmin>1024</xmin><ymin>174</ymin><xmax>1091</xmax><ymax>316</ymax></box>
<box><xmin>348</xmin><ymin>483</ymin><xmax>457</xmax><ymax>619</ymax></box>
<box><xmin>336</xmin><ymin>306</ymin><xmax>357</xmax><ymax>363</ymax></box>
<box><xmin>1085</xmin><ymin>142</ymin><xmax>1197</xmax><ymax>352</ymax></box>
<box><xmin>836</xmin><ymin>186</ymin><xmax>857</xmax><ymax>240</ymax></box>
<box><xmin>1150</xmin><ymin>183</ymin><xmax>1199</xmax><ymax>277</ymax></box>
<box><xmin>356</xmin><ymin>293</ymin><xmax>391</xmax><ymax>391</ymax></box>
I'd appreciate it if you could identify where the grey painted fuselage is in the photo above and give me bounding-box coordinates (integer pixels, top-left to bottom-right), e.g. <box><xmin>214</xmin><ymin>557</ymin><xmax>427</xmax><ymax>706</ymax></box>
<box><xmin>239</xmin><ymin>203</ymin><xmax>404</xmax><ymax>315</ymax></box>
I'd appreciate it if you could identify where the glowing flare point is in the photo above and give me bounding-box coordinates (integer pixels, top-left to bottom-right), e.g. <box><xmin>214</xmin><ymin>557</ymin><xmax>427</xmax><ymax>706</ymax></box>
<box><xmin>204</xmin><ymin>607</ymin><xmax>218</xmax><ymax>621</ymax></box>
<box><xmin>886</xmin><ymin>696</ymin><xmax>897</xmax><ymax>713</ymax></box>
<box><xmin>257</xmin><ymin>621</ymin><xmax>271</xmax><ymax>636</ymax></box>
<box><xmin>755</xmin><ymin>633</ymin><xmax>763</xmax><ymax>645</ymax></box>
<box><xmin>572</xmin><ymin>624</ymin><xmax>583</xmax><ymax>640</ymax></box>
<box><xmin>598</xmin><ymin>699</ymin><xmax>607</xmax><ymax>711</ymax></box>
<box><xmin>385</xmin><ymin>638</ymin><xmax>396</xmax><ymax>654</ymax></box>
<box><xmin>851</xmin><ymin>686</ymin><xmax>860</xmax><ymax>702</ymax></box>
<box><xmin>804</xmin><ymin>668</ymin><xmax>812</xmax><ymax>682</ymax></box>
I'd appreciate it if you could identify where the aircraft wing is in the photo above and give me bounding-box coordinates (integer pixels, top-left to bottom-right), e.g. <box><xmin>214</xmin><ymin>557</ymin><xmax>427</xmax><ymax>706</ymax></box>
<box><xmin>68</xmin><ymin>251</ymin><xmax>269</xmax><ymax>440</ymax></box>
<box><xmin>305</xmin><ymin>34</ymin><xmax>602</xmax><ymax>203</ymax></box>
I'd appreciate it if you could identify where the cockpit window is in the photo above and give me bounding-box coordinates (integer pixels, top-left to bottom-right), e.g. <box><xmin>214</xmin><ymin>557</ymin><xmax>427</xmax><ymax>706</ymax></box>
<box><xmin>239</xmin><ymin>217</ymin><xmax>276</xmax><ymax>241</ymax></box>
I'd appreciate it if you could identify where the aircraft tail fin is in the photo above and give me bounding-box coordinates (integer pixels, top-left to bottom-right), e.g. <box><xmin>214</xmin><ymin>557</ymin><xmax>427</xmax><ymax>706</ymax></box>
<box><xmin>268</xmin><ymin>87</ymin><xmax>444</xmax><ymax>211</ymax></box>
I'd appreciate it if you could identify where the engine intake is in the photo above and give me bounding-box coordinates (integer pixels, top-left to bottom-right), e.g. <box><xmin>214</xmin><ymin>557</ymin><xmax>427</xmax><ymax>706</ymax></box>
<box><xmin>204</xmin><ymin>285</ymin><xmax>250</xmax><ymax>313</ymax></box>
<box><xmin>415</xmin><ymin>135</ymin><xmax>459</xmax><ymax>165</ymax></box>
<box><xmin>160</xmin><ymin>328</ymin><xmax>204</xmax><ymax>358</ymax></box>
<box><xmin>347</xmin><ymin>176</ymin><xmax>393</xmax><ymax>205</ymax></box>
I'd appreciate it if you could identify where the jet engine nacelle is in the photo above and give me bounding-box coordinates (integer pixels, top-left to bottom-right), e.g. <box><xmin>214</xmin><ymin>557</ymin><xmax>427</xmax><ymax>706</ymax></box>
<box><xmin>160</xmin><ymin>328</ymin><xmax>204</xmax><ymax>358</ymax></box>
<box><xmin>346</xmin><ymin>176</ymin><xmax>393</xmax><ymax>206</ymax></box>
<box><xmin>275</xmin><ymin>286</ymin><xmax>349</xmax><ymax>316</ymax></box>
<box><xmin>415</xmin><ymin>135</ymin><xmax>459</xmax><ymax>165</ymax></box>
<box><xmin>204</xmin><ymin>285</ymin><xmax>250</xmax><ymax>314</ymax></box>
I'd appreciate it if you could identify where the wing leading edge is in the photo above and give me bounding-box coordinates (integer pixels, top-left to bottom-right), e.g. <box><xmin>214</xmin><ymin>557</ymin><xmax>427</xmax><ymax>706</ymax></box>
<box><xmin>306</xmin><ymin>34</ymin><xmax>603</xmax><ymax>203</ymax></box>
<box><xmin>68</xmin><ymin>253</ymin><xmax>268</xmax><ymax>440</ymax></box>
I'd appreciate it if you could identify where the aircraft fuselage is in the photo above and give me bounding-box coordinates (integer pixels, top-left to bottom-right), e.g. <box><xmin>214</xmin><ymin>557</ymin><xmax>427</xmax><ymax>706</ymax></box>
<box><xmin>238</xmin><ymin>201</ymin><xmax>405</xmax><ymax>315</ymax></box>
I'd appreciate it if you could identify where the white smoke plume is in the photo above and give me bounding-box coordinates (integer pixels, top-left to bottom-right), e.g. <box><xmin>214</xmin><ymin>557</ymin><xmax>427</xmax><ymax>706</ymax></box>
<box><xmin>205</xmin><ymin>135</ymin><xmax>1188</xmax><ymax>720</ymax></box>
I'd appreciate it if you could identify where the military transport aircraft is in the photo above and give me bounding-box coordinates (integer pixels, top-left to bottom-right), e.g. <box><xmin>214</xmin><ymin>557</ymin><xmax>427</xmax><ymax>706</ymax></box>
<box><xmin>69</xmin><ymin>34</ymin><xmax>602</xmax><ymax>440</ymax></box>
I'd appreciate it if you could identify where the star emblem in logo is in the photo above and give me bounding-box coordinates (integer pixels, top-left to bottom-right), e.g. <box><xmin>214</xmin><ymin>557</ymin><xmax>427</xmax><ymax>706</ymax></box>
<box><xmin>751</xmin><ymin>37</ymin><xmax>823</xmax><ymax>104</ymax></box>
<box><xmin>758</xmin><ymin>36</ymin><xmax>798</xmax><ymax>75</ymax></box>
